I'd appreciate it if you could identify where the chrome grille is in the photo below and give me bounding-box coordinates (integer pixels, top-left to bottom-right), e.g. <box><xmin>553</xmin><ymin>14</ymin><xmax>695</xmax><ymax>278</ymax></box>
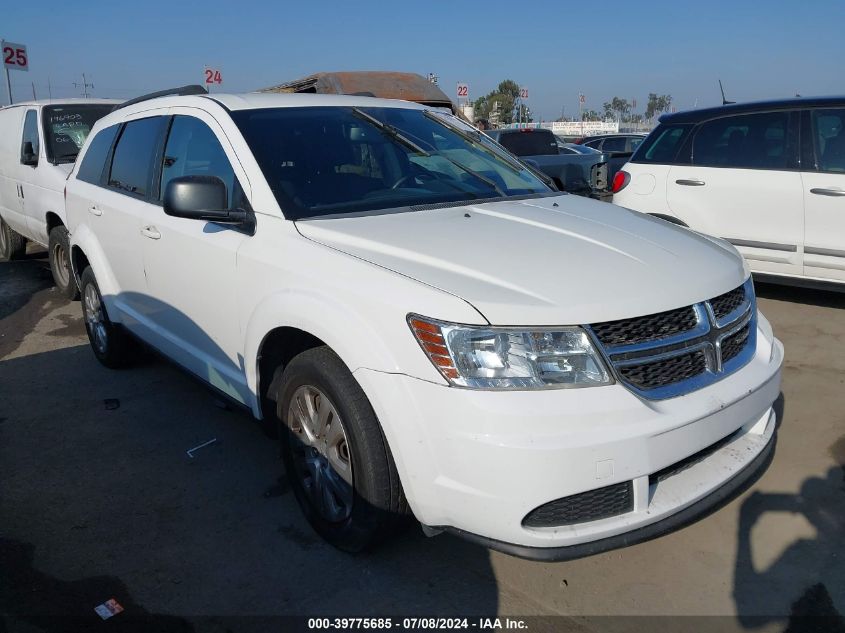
<box><xmin>588</xmin><ymin>278</ymin><xmax>757</xmax><ymax>400</ymax></box>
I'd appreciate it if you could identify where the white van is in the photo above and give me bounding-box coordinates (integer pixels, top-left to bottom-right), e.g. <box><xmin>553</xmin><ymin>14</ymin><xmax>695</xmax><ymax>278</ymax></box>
<box><xmin>0</xmin><ymin>99</ymin><xmax>117</xmax><ymax>297</ymax></box>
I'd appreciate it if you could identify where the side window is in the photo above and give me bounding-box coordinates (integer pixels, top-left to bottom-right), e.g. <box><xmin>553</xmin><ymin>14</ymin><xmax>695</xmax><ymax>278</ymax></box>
<box><xmin>632</xmin><ymin>125</ymin><xmax>691</xmax><ymax>164</ymax></box>
<box><xmin>812</xmin><ymin>109</ymin><xmax>845</xmax><ymax>173</ymax></box>
<box><xmin>693</xmin><ymin>111</ymin><xmax>790</xmax><ymax>169</ymax></box>
<box><xmin>584</xmin><ymin>139</ymin><xmax>602</xmax><ymax>149</ymax></box>
<box><xmin>108</xmin><ymin>117</ymin><xmax>166</xmax><ymax>198</ymax></box>
<box><xmin>160</xmin><ymin>116</ymin><xmax>239</xmax><ymax>208</ymax></box>
<box><xmin>77</xmin><ymin>125</ymin><xmax>119</xmax><ymax>185</ymax></box>
<box><xmin>21</xmin><ymin>109</ymin><xmax>39</xmax><ymax>163</ymax></box>
<box><xmin>602</xmin><ymin>137</ymin><xmax>627</xmax><ymax>152</ymax></box>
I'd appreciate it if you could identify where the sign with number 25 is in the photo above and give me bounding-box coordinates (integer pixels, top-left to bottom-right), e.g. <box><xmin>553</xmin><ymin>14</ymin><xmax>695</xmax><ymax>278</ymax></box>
<box><xmin>3</xmin><ymin>41</ymin><xmax>28</xmax><ymax>72</ymax></box>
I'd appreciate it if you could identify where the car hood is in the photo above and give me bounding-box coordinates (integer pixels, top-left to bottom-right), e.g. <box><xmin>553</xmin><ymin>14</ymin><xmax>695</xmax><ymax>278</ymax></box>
<box><xmin>295</xmin><ymin>194</ymin><xmax>746</xmax><ymax>325</ymax></box>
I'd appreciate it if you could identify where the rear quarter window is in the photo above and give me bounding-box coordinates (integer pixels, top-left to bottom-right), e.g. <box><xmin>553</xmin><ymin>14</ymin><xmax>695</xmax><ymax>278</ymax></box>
<box><xmin>497</xmin><ymin>131</ymin><xmax>559</xmax><ymax>156</ymax></box>
<box><xmin>77</xmin><ymin>125</ymin><xmax>119</xmax><ymax>185</ymax></box>
<box><xmin>631</xmin><ymin>125</ymin><xmax>691</xmax><ymax>164</ymax></box>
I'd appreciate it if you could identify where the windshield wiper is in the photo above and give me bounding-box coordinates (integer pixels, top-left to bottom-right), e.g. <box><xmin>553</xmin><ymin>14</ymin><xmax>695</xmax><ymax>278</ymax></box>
<box><xmin>54</xmin><ymin>154</ymin><xmax>78</xmax><ymax>164</ymax></box>
<box><xmin>351</xmin><ymin>108</ymin><xmax>430</xmax><ymax>156</ymax></box>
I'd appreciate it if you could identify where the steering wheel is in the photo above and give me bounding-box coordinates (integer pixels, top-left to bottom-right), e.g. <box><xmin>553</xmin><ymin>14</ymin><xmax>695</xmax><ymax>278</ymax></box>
<box><xmin>391</xmin><ymin>172</ymin><xmax>437</xmax><ymax>190</ymax></box>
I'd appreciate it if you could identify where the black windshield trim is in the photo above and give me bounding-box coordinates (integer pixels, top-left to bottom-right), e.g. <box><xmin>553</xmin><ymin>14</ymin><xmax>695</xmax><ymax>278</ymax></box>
<box><xmin>295</xmin><ymin>191</ymin><xmax>566</xmax><ymax>221</ymax></box>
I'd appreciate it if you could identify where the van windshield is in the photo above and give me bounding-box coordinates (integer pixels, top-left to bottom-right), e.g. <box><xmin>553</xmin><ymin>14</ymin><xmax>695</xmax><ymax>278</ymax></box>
<box><xmin>42</xmin><ymin>104</ymin><xmax>114</xmax><ymax>164</ymax></box>
<box><xmin>232</xmin><ymin>106</ymin><xmax>551</xmax><ymax>219</ymax></box>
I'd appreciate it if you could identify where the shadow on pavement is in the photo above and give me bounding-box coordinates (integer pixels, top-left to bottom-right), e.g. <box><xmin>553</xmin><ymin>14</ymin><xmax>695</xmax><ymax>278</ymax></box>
<box><xmin>733</xmin><ymin>431</ymin><xmax>845</xmax><ymax>631</ymax></box>
<box><xmin>0</xmin><ymin>341</ymin><xmax>500</xmax><ymax>623</ymax></box>
<box><xmin>753</xmin><ymin>279</ymin><xmax>845</xmax><ymax>310</ymax></box>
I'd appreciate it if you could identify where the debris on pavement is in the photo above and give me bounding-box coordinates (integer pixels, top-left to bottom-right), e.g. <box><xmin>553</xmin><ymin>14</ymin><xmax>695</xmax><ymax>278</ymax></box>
<box><xmin>103</xmin><ymin>398</ymin><xmax>120</xmax><ymax>411</ymax></box>
<box><xmin>186</xmin><ymin>438</ymin><xmax>218</xmax><ymax>458</ymax></box>
<box><xmin>94</xmin><ymin>598</ymin><xmax>124</xmax><ymax>620</ymax></box>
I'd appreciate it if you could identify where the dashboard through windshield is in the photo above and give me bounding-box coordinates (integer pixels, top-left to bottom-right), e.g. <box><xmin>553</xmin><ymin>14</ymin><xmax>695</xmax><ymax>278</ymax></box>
<box><xmin>232</xmin><ymin>106</ymin><xmax>551</xmax><ymax>219</ymax></box>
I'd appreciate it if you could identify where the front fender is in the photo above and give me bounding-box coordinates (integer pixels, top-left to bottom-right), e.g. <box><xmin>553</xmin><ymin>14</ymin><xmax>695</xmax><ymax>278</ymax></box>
<box><xmin>243</xmin><ymin>288</ymin><xmax>434</xmax><ymax>418</ymax></box>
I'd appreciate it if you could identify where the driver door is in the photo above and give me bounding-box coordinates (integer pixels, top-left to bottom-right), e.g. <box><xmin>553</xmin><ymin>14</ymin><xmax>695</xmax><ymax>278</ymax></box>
<box><xmin>139</xmin><ymin>109</ymin><xmax>253</xmax><ymax>405</ymax></box>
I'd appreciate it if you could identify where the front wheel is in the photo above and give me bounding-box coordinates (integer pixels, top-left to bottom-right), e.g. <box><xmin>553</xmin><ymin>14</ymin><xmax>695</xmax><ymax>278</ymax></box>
<box><xmin>274</xmin><ymin>346</ymin><xmax>409</xmax><ymax>552</ymax></box>
<box><xmin>48</xmin><ymin>225</ymin><xmax>79</xmax><ymax>300</ymax></box>
<box><xmin>80</xmin><ymin>267</ymin><xmax>136</xmax><ymax>368</ymax></box>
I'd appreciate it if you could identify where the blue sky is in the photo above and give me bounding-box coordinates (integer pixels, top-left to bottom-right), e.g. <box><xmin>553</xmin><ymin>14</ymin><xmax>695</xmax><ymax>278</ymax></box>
<box><xmin>6</xmin><ymin>0</ymin><xmax>844</xmax><ymax>119</ymax></box>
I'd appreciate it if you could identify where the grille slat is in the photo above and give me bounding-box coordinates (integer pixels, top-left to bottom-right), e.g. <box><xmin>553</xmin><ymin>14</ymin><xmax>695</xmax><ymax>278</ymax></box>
<box><xmin>617</xmin><ymin>350</ymin><xmax>707</xmax><ymax>390</ymax></box>
<box><xmin>523</xmin><ymin>481</ymin><xmax>634</xmax><ymax>528</ymax></box>
<box><xmin>591</xmin><ymin>305</ymin><xmax>698</xmax><ymax>348</ymax></box>
<box><xmin>711</xmin><ymin>286</ymin><xmax>746</xmax><ymax>320</ymax></box>
<box><xmin>721</xmin><ymin>324</ymin><xmax>751</xmax><ymax>364</ymax></box>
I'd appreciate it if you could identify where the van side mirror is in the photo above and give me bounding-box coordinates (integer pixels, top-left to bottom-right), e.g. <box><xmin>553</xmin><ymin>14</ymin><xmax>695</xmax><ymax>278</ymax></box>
<box><xmin>163</xmin><ymin>175</ymin><xmax>248</xmax><ymax>223</ymax></box>
<box><xmin>21</xmin><ymin>141</ymin><xmax>37</xmax><ymax>166</ymax></box>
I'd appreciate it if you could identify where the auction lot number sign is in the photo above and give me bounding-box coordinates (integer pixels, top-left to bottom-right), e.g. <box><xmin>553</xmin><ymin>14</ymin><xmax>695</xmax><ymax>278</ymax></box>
<box><xmin>204</xmin><ymin>67</ymin><xmax>222</xmax><ymax>86</ymax></box>
<box><xmin>3</xmin><ymin>41</ymin><xmax>28</xmax><ymax>71</ymax></box>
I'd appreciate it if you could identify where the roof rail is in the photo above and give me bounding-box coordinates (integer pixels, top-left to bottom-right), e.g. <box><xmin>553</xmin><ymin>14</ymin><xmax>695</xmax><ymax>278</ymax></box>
<box><xmin>112</xmin><ymin>84</ymin><xmax>208</xmax><ymax>111</ymax></box>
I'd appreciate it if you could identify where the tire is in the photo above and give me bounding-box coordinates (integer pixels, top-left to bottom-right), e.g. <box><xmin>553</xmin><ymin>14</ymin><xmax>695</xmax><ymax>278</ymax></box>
<box><xmin>48</xmin><ymin>225</ymin><xmax>79</xmax><ymax>300</ymax></box>
<box><xmin>79</xmin><ymin>267</ymin><xmax>136</xmax><ymax>368</ymax></box>
<box><xmin>0</xmin><ymin>216</ymin><xmax>27</xmax><ymax>261</ymax></box>
<box><xmin>274</xmin><ymin>346</ymin><xmax>409</xmax><ymax>552</ymax></box>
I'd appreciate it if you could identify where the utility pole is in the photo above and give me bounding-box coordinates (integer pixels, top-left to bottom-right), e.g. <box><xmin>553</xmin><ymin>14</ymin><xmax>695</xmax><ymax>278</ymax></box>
<box><xmin>73</xmin><ymin>73</ymin><xmax>94</xmax><ymax>98</ymax></box>
<box><xmin>31</xmin><ymin>82</ymin><xmax>36</xmax><ymax>99</ymax></box>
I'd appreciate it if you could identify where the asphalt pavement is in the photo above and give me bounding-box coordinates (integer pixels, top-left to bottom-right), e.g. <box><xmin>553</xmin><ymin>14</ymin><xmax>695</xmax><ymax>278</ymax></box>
<box><xmin>1</xmin><ymin>247</ymin><xmax>842</xmax><ymax>633</ymax></box>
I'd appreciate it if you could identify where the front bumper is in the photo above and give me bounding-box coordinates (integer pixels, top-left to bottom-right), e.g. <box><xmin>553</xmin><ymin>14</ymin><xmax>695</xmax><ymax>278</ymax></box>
<box><xmin>354</xmin><ymin>318</ymin><xmax>783</xmax><ymax>556</ymax></box>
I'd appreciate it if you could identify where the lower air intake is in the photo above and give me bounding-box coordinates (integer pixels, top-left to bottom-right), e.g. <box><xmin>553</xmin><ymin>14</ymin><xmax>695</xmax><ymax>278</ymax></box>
<box><xmin>522</xmin><ymin>481</ymin><xmax>634</xmax><ymax>528</ymax></box>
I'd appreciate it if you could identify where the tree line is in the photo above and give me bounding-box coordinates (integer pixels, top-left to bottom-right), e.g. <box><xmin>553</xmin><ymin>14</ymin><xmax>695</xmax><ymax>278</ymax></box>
<box><xmin>472</xmin><ymin>80</ymin><xmax>673</xmax><ymax>125</ymax></box>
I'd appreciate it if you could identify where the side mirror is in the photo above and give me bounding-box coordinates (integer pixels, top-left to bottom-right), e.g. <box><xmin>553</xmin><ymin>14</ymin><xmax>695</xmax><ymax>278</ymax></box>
<box><xmin>163</xmin><ymin>175</ymin><xmax>248</xmax><ymax>223</ymax></box>
<box><xmin>21</xmin><ymin>141</ymin><xmax>37</xmax><ymax>166</ymax></box>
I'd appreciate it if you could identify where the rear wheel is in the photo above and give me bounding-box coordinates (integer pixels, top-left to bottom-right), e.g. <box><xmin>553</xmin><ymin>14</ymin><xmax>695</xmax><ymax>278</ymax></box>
<box><xmin>80</xmin><ymin>267</ymin><xmax>136</xmax><ymax>368</ymax></box>
<box><xmin>48</xmin><ymin>225</ymin><xmax>79</xmax><ymax>300</ymax></box>
<box><xmin>274</xmin><ymin>346</ymin><xmax>409</xmax><ymax>552</ymax></box>
<box><xmin>0</xmin><ymin>216</ymin><xmax>26</xmax><ymax>261</ymax></box>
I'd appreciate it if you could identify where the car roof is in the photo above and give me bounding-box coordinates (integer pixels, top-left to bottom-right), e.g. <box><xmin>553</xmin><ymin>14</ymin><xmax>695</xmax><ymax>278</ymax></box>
<box><xmin>0</xmin><ymin>98</ymin><xmax>120</xmax><ymax>110</ymax></box>
<box><xmin>93</xmin><ymin>92</ymin><xmax>433</xmax><ymax>130</ymax></box>
<box><xmin>660</xmin><ymin>95</ymin><xmax>845</xmax><ymax>124</ymax></box>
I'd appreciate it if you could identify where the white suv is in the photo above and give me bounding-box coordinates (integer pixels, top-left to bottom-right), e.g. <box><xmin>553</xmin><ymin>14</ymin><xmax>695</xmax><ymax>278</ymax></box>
<box><xmin>0</xmin><ymin>99</ymin><xmax>117</xmax><ymax>296</ymax></box>
<box><xmin>66</xmin><ymin>90</ymin><xmax>783</xmax><ymax>559</ymax></box>
<box><xmin>613</xmin><ymin>97</ymin><xmax>845</xmax><ymax>288</ymax></box>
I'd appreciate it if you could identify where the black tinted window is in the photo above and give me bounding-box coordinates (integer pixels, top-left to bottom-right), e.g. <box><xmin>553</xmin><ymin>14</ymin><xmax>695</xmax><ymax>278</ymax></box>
<box><xmin>21</xmin><ymin>110</ymin><xmax>39</xmax><ymax>162</ymax></box>
<box><xmin>632</xmin><ymin>125</ymin><xmax>691</xmax><ymax>164</ymax></box>
<box><xmin>160</xmin><ymin>116</ymin><xmax>238</xmax><ymax>207</ymax></box>
<box><xmin>77</xmin><ymin>125</ymin><xmax>119</xmax><ymax>185</ymax></box>
<box><xmin>693</xmin><ymin>112</ymin><xmax>790</xmax><ymax>169</ymax></box>
<box><xmin>812</xmin><ymin>109</ymin><xmax>845</xmax><ymax>173</ymax></box>
<box><xmin>602</xmin><ymin>137</ymin><xmax>627</xmax><ymax>152</ymax></box>
<box><xmin>108</xmin><ymin>117</ymin><xmax>166</xmax><ymax>197</ymax></box>
<box><xmin>496</xmin><ymin>130</ymin><xmax>559</xmax><ymax>156</ymax></box>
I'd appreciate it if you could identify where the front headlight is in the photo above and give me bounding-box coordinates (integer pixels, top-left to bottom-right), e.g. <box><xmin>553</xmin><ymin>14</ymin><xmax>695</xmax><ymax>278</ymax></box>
<box><xmin>408</xmin><ymin>315</ymin><xmax>613</xmax><ymax>390</ymax></box>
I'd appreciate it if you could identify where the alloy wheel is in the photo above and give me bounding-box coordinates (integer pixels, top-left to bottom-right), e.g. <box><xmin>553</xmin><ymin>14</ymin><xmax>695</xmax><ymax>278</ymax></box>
<box><xmin>286</xmin><ymin>385</ymin><xmax>354</xmax><ymax>522</ymax></box>
<box><xmin>83</xmin><ymin>283</ymin><xmax>108</xmax><ymax>354</ymax></box>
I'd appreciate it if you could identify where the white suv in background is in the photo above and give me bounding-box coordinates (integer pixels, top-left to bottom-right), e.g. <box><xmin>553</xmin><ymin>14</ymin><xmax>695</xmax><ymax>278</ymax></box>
<box><xmin>613</xmin><ymin>97</ymin><xmax>845</xmax><ymax>288</ymax></box>
<box><xmin>0</xmin><ymin>99</ymin><xmax>117</xmax><ymax>296</ymax></box>
<box><xmin>65</xmin><ymin>89</ymin><xmax>783</xmax><ymax>559</ymax></box>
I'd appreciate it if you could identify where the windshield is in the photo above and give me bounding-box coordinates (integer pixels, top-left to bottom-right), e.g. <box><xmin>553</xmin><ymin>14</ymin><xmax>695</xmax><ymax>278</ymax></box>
<box><xmin>42</xmin><ymin>104</ymin><xmax>114</xmax><ymax>164</ymax></box>
<box><xmin>232</xmin><ymin>106</ymin><xmax>550</xmax><ymax>219</ymax></box>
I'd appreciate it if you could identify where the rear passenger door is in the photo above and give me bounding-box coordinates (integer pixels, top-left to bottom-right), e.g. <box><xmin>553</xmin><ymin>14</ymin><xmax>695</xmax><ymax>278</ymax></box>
<box><xmin>800</xmin><ymin>108</ymin><xmax>845</xmax><ymax>282</ymax></box>
<box><xmin>666</xmin><ymin>110</ymin><xmax>803</xmax><ymax>277</ymax></box>
<box><xmin>95</xmin><ymin>114</ymin><xmax>168</xmax><ymax>323</ymax></box>
<box><xmin>139</xmin><ymin>110</ymin><xmax>253</xmax><ymax>405</ymax></box>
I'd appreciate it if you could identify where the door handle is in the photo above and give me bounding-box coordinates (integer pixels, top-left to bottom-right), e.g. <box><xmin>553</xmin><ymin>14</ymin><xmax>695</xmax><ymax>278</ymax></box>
<box><xmin>141</xmin><ymin>225</ymin><xmax>161</xmax><ymax>240</ymax></box>
<box><xmin>675</xmin><ymin>179</ymin><xmax>706</xmax><ymax>186</ymax></box>
<box><xmin>88</xmin><ymin>206</ymin><xmax>102</xmax><ymax>216</ymax></box>
<box><xmin>810</xmin><ymin>188</ymin><xmax>845</xmax><ymax>197</ymax></box>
